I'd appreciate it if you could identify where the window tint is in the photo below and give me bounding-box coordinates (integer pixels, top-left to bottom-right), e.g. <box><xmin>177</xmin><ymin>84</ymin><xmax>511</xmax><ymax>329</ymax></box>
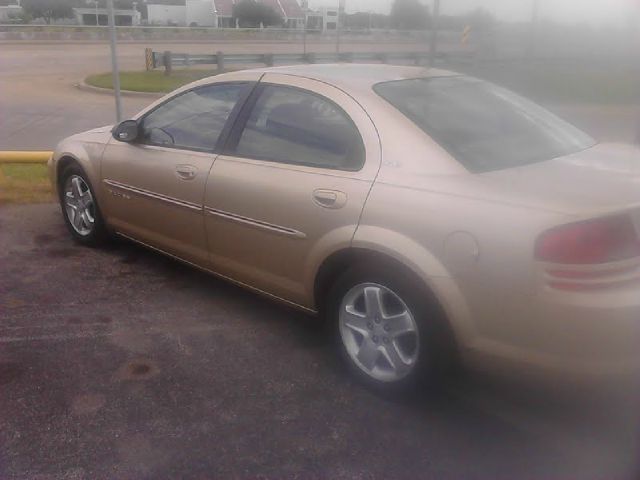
<box><xmin>141</xmin><ymin>83</ymin><xmax>247</xmax><ymax>151</ymax></box>
<box><xmin>374</xmin><ymin>77</ymin><xmax>595</xmax><ymax>173</ymax></box>
<box><xmin>235</xmin><ymin>85</ymin><xmax>365</xmax><ymax>170</ymax></box>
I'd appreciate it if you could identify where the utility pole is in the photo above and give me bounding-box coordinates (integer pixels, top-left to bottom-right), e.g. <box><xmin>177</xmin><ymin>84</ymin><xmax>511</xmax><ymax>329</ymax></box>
<box><xmin>428</xmin><ymin>0</ymin><xmax>440</xmax><ymax>67</ymax></box>
<box><xmin>634</xmin><ymin>1</ymin><xmax>640</xmax><ymax>144</ymax></box>
<box><xmin>527</xmin><ymin>0</ymin><xmax>540</xmax><ymax>59</ymax></box>
<box><xmin>303</xmin><ymin>14</ymin><xmax>307</xmax><ymax>54</ymax></box>
<box><xmin>301</xmin><ymin>0</ymin><xmax>308</xmax><ymax>54</ymax></box>
<box><xmin>336</xmin><ymin>0</ymin><xmax>344</xmax><ymax>54</ymax></box>
<box><xmin>107</xmin><ymin>0</ymin><xmax>122</xmax><ymax>122</ymax></box>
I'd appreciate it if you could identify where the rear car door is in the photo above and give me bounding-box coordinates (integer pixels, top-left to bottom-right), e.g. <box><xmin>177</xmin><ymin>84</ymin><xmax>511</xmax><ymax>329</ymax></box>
<box><xmin>101</xmin><ymin>80</ymin><xmax>255</xmax><ymax>265</ymax></box>
<box><xmin>203</xmin><ymin>74</ymin><xmax>381</xmax><ymax>308</ymax></box>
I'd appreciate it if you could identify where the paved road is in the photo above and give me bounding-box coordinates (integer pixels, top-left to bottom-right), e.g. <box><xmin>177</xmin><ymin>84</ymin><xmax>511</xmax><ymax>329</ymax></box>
<box><xmin>0</xmin><ymin>41</ymin><xmax>428</xmax><ymax>151</ymax></box>
<box><xmin>1</xmin><ymin>42</ymin><xmax>638</xmax><ymax>150</ymax></box>
<box><xmin>0</xmin><ymin>203</ymin><xmax>638</xmax><ymax>479</ymax></box>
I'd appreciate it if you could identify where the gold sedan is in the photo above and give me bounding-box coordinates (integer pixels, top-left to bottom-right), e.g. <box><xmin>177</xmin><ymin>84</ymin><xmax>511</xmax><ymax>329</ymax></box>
<box><xmin>49</xmin><ymin>64</ymin><xmax>640</xmax><ymax>392</ymax></box>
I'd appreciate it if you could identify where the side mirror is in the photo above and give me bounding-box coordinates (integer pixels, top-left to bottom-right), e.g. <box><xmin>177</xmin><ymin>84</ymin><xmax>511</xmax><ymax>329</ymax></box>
<box><xmin>112</xmin><ymin>120</ymin><xmax>140</xmax><ymax>143</ymax></box>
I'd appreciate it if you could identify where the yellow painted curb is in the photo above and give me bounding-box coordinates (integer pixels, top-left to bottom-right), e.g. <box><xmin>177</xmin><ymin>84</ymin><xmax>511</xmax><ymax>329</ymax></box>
<box><xmin>0</xmin><ymin>151</ymin><xmax>53</xmax><ymax>164</ymax></box>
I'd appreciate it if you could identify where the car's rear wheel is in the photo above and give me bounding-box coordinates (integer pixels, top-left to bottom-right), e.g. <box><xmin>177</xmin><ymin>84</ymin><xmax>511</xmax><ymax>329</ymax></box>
<box><xmin>59</xmin><ymin>164</ymin><xmax>109</xmax><ymax>246</ymax></box>
<box><xmin>328</xmin><ymin>265</ymin><xmax>453</xmax><ymax>393</ymax></box>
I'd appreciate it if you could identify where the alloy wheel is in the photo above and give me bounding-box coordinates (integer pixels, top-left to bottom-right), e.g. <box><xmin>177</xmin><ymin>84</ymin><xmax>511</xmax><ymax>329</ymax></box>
<box><xmin>339</xmin><ymin>283</ymin><xmax>420</xmax><ymax>383</ymax></box>
<box><xmin>63</xmin><ymin>175</ymin><xmax>95</xmax><ymax>236</ymax></box>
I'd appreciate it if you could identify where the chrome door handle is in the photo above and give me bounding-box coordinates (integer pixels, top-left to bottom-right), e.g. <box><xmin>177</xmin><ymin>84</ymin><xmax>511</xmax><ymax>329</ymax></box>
<box><xmin>313</xmin><ymin>189</ymin><xmax>347</xmax><ymax>209</ymax></box>
<box><xmin>175</xmin><ymin>165</ymin><xmax>197</xmax><ymax>180</ymax></box>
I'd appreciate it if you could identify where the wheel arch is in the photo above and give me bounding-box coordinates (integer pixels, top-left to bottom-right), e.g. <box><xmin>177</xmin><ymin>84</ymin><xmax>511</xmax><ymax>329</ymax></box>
<box><xmin>314</xmin><ymin>248</ymin><xmax>418</xmax><ymax>311</ymax></box>
<box><xmin>56</xmin><ymin>155</ymin><xmax>80</xmax><ymax>187</ymax></box>
<box><xmin>313</xmin><ymin>233</ymin><xmax>478</xmax><ymax>350</ymax></box>
<box><xmin>54</xmin><ymin>142</ymin><xmax>103</xmax><ymax>206</ymax></box>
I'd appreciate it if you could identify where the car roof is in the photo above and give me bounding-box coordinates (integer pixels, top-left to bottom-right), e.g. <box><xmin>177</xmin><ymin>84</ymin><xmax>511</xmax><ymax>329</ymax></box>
<box><xmin>224</xmin><ymin>63</ymin><xmax>459</xmax><ymax>91</ymax></box>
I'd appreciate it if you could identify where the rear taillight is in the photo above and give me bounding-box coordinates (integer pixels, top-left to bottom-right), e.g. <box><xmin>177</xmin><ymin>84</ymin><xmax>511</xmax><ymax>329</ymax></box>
<box><xmin>535</xmin><ymin>215</ymin><xmax>640</xmax><ymax>264</ymax></box>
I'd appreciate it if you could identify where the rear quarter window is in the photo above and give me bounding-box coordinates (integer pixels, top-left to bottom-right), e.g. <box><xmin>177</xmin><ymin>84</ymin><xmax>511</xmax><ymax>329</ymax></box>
<box><xmin>374</xmin><ymin>76</ymin><xmax>595</xmax><ymax>173</ymax></box>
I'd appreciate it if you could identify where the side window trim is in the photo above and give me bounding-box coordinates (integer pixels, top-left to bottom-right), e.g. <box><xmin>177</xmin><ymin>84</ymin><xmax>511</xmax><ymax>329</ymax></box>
<box><xmin>136</xmin><ymin>81</ymin><xmax>256</xmax><ymax>154</ymax></box>
<box><xmin>213</xmin><ymin>80</ymin><xmax>264</xmax><ymax>153</ymax></box>
<box><xmin>222</xmin><ymin>83</ymin><xmax>366</xmax><ymax>172</ymax></box>
<box><xmin>221</xmin><ymin>83</ymin><xmax>266</xmax><ymax>155</ymax></box>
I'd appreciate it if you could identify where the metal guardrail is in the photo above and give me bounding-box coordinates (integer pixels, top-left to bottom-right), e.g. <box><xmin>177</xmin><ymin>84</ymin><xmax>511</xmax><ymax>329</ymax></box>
<box><xmin>148</xmin><ymin>49</ymin><xmax>434</xmax><ymax>73</ymax></box>
<box><xmin>0</xmin><ymin>24</ymin><xmax>451</xmax><ymax>45</ymax></box>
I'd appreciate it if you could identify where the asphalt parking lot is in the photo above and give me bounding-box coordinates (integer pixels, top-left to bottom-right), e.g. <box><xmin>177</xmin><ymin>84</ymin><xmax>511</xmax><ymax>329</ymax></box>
<box><xmin>0</xmin><ymin>41</ymin><xmax>433</xmax><ymax>151</ymax></box>
<box><xmin>1</xmin><ymin>203</ymin><xmax>639</xmax><ymax>479</ymax></box>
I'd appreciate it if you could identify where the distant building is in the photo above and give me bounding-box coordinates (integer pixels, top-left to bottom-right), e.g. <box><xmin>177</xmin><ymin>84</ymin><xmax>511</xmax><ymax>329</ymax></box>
<box><xmin>73</xmin><ymin>7</ymin><xmax>141</xmax><ymax>26</ymax></box>
<box><xmin>0</xmin><ymin>3</ymin><xmax>22</xmax><ymax>22</ymax></box>
<box><xmin>144</xmin><ymin>0</ymin><xmax>304</xmax><ymax>28</ymax></box>
<box><xmin>147</xmin><ymin>3</ymin><xmax>186</xmax><ymax>25</ymax></box>
<box><xmin>306</xmin><ymin>6</ymin><xmax>339</xmax><ymax>32</ymax></box>
<box><xmin>186</xmin><ymin>0</ymin><xmax>215</xmax><ymax>26</ymax></box>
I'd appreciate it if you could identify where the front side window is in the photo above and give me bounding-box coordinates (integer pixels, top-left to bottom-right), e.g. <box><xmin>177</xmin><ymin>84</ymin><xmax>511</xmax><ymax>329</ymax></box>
<box><xmin>140</xmin><ymin>83</ymin><xmax>248</xmax><ymax>151</ymax></box>
<box><xmin>374</xmin><ymin>77</ymin><xmax>595</xmax><ymax>173</ymax></box>
<box><xmin>235</xmin><ymin>85</ymin><xmax>365</xmax><ymax>171</ymax></box>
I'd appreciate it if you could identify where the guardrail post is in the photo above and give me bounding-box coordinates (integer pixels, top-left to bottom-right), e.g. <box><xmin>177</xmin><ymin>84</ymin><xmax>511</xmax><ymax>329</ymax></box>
<box><xmin>263</xmin><ymin>53</ymin><xmax>274</xmax><ymax>67</ymax></box>
<box><xmin>145</xmin><ymin>47</ymin><xmax>153</xmax><ymax>71</ymax></box>
<box><xmin>376</xmin><ymin>52</ymin><xmax>388</xmax><ymax>64</ymax></box>
<box><xmin>216</xmin><ymin>51</ymin><xmax>225</xmax><ymax>73</ymax></box>
<box><xmin>304</xmin><ymin>52</ymin><xmax>316</xmax><ymax>64</ymax></box>
<box><xmin>340</xmin><ymin>52</ymin><xmax>354</xmax><ymax>63</ymax></box>
<box><xmin>185</xmin><ymin>53</ymin><xmax>191</xmax><ymax>68</ymax></box>
<box><xmin>163</xmin><ymin>50</ymin><xmax>172</xmax><ymax>76</ymax></box>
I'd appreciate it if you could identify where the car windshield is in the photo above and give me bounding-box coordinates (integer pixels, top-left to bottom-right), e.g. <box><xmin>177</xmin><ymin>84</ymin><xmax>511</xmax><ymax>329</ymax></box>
<box><xmin>374</xmin><ymin>76</ymin><xmax>596</xmax><ymax>173</ymax></box>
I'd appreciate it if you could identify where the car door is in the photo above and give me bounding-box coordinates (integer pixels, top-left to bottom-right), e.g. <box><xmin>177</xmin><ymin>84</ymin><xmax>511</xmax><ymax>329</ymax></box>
<box><xmin>203</xmin><ymin>74</ymin><xmax>381</xmax><ymax>308</ymax></box>
<box><xmin>101</xmin><ymin>80</ymin><xmax>255</xmax><ymax>265</ymax></box>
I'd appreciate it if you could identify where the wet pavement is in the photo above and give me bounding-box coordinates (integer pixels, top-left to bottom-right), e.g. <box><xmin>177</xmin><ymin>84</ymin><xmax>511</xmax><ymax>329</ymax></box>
<box><xmin>0</xmin><ymin>203</ymin><xmax>638</xmax><ymax>479</ymax></box>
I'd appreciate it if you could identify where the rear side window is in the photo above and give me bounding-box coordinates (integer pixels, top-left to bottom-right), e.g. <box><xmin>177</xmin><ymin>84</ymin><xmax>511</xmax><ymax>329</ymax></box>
<box><xmin>234</xmin><ymin>85</ymin><xmax>365</xmax><ymax>171</ymax></box>
<box><xmin>140</xmin><ymin>83</ymin><xmax>248</xmax><ymax>151</ymax></box>
<box><xmin>374</xmin><ymin>77</ymin><xmax>595</xmax><ymax>173</ymax></box>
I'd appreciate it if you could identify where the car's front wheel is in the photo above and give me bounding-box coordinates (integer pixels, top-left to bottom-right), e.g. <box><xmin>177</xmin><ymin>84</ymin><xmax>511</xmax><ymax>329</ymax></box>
<box><xmin>59</xmin><ymin>164</ymin><xmax>109</xmax><ymax>246</ymax></box>
<box><xmin>329</xmin><ymin>265</ymin><xmax>454</xmax><ymax>393</ymax></box>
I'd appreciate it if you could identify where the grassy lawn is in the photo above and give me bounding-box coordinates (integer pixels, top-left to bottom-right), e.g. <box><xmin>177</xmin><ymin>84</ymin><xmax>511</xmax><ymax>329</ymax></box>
<box><xmin>0</xmin><ymin>163</ymin><xmax>53</xmax><ymax>204</ymax></box>
<box><xmin>85</xmin><ymin>69</ymin><xmax>220</xmax><ymax>93</ymax></box>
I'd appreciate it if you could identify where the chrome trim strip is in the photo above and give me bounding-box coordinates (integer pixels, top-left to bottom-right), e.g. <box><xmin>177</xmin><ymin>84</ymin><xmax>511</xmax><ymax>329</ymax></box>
<box><xmin>114</xmin><ymin>231</ymin><xmax>316</xmax><ymax>314</ymax></box>
<box><xmin>204</xmin><ymin>207</ymin><xmax>307</xmax><ymax>239</ymax></box>
<box><xmin>103</xmin><ymin>179</ymin><xmax>202</xmax><ymax>212</ymax></box>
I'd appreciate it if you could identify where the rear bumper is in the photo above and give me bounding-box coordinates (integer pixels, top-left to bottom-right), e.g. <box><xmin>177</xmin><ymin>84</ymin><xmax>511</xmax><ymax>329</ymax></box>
<box><xmin>462</xmin><ymin>283</ymin><xmax>640</xmax><ymax>385</ymax></box>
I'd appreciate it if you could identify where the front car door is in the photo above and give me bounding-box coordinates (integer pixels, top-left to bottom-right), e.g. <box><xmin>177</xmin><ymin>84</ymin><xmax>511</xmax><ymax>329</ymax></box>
<box><xmin>203</xmin><ymin>74</ymin><xmax>381</xmax><ymax>309</ymax></box>
<box><xmin>101</xmin><ymin>78</ymin><xmax>257</xmax><ymax>265</ymax></box>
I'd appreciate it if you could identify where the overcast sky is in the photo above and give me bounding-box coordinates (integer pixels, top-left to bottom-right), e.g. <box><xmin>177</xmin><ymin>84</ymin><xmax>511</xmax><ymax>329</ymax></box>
<box><xmin>308</xmin><ymin>0</ymin><xmax>640</xmax><ymax>26</ymax></box>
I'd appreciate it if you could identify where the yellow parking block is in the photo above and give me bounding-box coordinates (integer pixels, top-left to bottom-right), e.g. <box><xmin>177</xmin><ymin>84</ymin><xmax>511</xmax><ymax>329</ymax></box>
<box><xmin>0</xmin><ymin>151</ymin><xmax>53</xmax><ymax>164</ymax></box>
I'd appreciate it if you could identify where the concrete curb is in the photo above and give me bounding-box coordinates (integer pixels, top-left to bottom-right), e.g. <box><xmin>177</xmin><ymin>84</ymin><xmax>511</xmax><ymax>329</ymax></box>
<box><xmin>75</xmin><ymin>80</ymin><xmax>164</xmax><ymax>99</ymax></box>
<box><xmin>0</xmin><ymin>151</ymin><xmax>52</xmax><ymax>164</ymax></box>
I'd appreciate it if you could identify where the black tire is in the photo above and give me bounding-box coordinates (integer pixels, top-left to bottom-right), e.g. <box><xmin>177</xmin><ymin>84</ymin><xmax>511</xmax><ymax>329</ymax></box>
<box><xmin>58</xmin><ymin>163</ymin><xmax>110</xmax><ymax>247</ymax></box>
<box><xmin>327</xmin><ymin>264</ymin><xmax>455</xmax><ymax>394</ymax></box>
